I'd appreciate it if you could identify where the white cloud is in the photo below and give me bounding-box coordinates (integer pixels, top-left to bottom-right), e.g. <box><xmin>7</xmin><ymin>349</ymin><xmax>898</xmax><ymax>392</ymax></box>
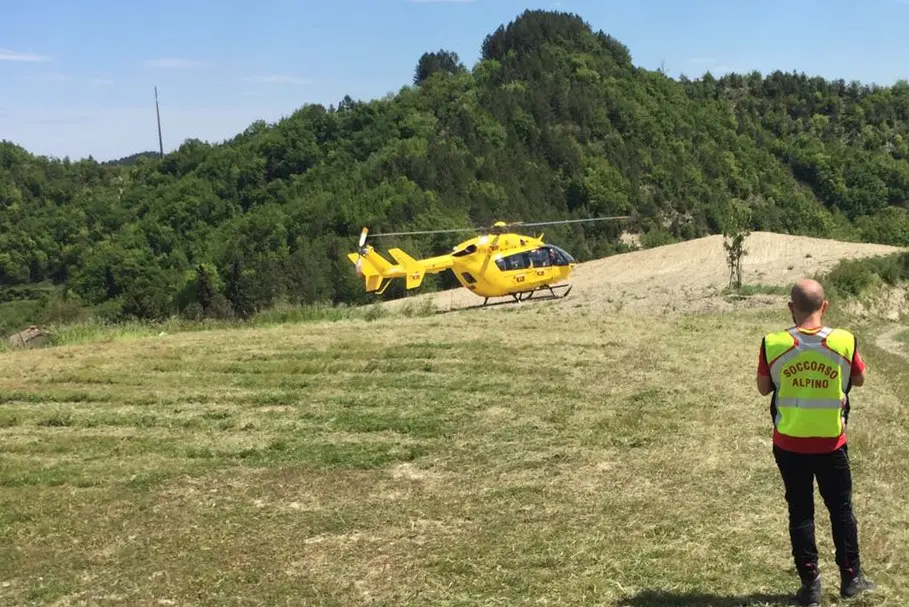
<box><xmin>28</xmin><ymin>72</ymin><xmax>70</xmax><ymax>82</ymax></box>
<box><xmin>247</xmin><ymin>74</ymin><xmax>311</xmax><ymax>85</ymax></box>
<box><xmin>144</xmin><ymin>58</ymin><xmax>206</xmax><ymax>69</ymax></box>
<box><xmin>0</xmin><ymin>48</ymin><xmax>50</xmax><ymax>62</ymax></box>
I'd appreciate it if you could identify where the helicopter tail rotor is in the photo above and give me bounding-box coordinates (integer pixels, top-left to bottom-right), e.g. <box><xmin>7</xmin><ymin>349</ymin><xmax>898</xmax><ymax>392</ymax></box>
<box><xmin>347</xmin><ymin>249</ymin><xmax>391</xmax><ymax>292</ymax></box>
<box><xmin>349</xmin><ymin>226</ymin><xmax>395</xmax><ymax>293</ymax></box>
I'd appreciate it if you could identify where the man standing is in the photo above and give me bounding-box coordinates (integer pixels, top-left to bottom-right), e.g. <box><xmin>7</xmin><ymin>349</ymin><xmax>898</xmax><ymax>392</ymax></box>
<box><xmin>757</xmin><ymin>278</ymin><xmax>876</xmax><ymax>605</ymax></box>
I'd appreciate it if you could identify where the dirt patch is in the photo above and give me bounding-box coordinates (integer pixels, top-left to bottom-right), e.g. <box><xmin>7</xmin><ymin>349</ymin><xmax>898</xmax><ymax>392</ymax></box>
<box><xmin>378</xmin><ymin>232</ymin><xmax>904</xmax><ymax>315</ymax></box>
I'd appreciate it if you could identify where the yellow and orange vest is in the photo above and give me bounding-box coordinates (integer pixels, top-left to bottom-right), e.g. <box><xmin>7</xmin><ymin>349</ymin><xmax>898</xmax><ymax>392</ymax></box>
<box><xmin>763</xmin><ymin>326</ymin><xmax>856</xmax><ymax>440</ymax></box>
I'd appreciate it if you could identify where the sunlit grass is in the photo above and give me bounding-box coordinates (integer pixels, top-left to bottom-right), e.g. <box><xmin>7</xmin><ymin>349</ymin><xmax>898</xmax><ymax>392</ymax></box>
<box><xmin>0</xmin><ymin>302</ymin><xmax>903</xmax><ymax>605</ymax></box>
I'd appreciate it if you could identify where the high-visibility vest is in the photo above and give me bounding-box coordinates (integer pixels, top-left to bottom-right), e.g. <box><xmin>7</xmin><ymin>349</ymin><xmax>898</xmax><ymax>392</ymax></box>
<box><xmin>763</xmin><ymin>326</ymin><xmax>856</xmax><ymax>438</ymax></box>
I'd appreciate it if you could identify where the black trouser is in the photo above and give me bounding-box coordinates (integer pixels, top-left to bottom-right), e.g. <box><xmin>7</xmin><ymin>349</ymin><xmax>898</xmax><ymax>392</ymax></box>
<box><xmin>773</xmin><ymin>444</ymin><xmax>861</xmax><ymax>579</ymax></box>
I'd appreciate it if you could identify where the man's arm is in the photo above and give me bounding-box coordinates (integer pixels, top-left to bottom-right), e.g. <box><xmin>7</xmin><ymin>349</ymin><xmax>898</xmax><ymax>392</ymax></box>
<box><xmin>757</xmin><ymin>340</ymin><xmax>773</xmax><ymax>396</ymax></box>
<box><xmin>851</xmin><ymin>344</ymin><xmax>866</xmax><ymax>387</ymax></box>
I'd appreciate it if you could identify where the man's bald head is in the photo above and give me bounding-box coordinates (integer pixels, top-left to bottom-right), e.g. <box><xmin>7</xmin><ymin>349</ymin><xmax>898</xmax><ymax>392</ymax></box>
<box><xmin>790</xmin><ymin>278</ymin><xmax>826</xmax><ymax>314</ymax></box>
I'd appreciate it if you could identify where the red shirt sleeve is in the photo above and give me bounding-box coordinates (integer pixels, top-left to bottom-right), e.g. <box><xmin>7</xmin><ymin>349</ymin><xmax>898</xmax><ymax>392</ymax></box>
<box><xmin>852</xmin><ymin>348</ymin><xmax>866</xmax><ymax>375</ymax></box>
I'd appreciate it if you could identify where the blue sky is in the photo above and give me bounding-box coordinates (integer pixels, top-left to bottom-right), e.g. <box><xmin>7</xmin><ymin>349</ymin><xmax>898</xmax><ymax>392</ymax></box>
<box><xmin>2</xmin><ymin>0</ymin><xmax>908</xmax><ymax>161</ymax></box>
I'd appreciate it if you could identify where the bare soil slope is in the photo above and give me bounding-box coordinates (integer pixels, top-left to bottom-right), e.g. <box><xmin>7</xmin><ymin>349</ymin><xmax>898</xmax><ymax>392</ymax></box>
<box><xmin>381</xmin><ymin>232</ymin><xmax>904</xmax><ymax>314</ymax></box>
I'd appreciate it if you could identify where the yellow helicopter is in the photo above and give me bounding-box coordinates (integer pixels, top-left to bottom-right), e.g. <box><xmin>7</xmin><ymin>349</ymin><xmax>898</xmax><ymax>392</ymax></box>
<box><xmin>347</xmin><ymin>216</ymin><xmax>629</xmax><ymax>305</ymax></box>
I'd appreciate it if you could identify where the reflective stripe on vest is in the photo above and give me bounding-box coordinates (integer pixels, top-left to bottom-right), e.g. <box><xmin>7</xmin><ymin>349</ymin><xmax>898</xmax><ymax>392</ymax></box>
<box><xmin>764</xmin><ymin>326</ymin><xmax>854</xmax><ymax>438</ymax></box>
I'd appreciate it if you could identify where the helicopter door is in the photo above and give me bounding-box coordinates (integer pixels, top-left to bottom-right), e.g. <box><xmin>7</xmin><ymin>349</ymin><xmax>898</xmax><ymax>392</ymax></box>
<box><xmin>495</xmin><ymin>252</ymin><xmax>531</xmax><ymax>272</ymax></box>
<box><xmin>529</xmin><ymin>248</ymin><xmax>552</xmax><ymax>278</ymax></box>
<box><xmin>494</xmin><ymin>251</ymin><xmax>533</xmax><ymax>287</ymax></box>
<box><xmin>530</xmin><ymin>248</ymin><xmax>551</xmax><ymax>267</ymax></box>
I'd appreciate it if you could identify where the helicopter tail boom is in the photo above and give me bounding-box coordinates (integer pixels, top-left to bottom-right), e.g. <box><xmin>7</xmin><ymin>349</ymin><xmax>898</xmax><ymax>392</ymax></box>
<box><xmin>348</xmin><ymin>244</ymin><xmax>456</xmax><ymax>294</ymax></box>
<box><xmin>389</xmin><ymin>248</ymin><xmax>456</xmax><ymax>290</ymax></box>
<box><xmin>388</xmin><ymin>248</ymin><xmax>425</xmax><ymax>289</ymax></box>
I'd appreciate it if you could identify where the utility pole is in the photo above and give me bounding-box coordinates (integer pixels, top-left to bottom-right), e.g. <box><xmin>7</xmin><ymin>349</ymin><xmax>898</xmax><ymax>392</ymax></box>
<box><xmin>155</xmin><ymin>85</ymin><xmax>164</xmax><ymax>157</ymax></box>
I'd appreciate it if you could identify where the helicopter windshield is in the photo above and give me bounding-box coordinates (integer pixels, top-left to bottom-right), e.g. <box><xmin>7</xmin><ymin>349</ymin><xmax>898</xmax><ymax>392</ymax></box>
<box><xmin>547</xmin><ymin>245</ymin><xmax>575</xmax><ymax>265</ymax></box>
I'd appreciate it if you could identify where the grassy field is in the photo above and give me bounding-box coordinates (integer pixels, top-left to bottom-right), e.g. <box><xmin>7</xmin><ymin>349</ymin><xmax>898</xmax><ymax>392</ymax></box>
<box><xmin>1</xmin><ymin>296</ymin><xmax>907</xmax><ymax>606</ymax></box>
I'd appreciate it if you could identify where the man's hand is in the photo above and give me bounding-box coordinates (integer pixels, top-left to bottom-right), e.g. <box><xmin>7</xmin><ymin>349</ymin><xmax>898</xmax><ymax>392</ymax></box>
<box><xmin>851</xmin><ymin>371</ymin><xmax>866</xmax><ymax>388</ymax></box>
<box><xmin>757</xmin><ymin>374</ymin><xmax>773</xmax><ymax>396</ymax></box>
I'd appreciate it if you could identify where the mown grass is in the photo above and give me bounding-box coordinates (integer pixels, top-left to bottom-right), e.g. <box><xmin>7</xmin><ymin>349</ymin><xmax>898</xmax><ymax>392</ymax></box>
<box><xmin>0</xmin><ymin>298</ymin><xmax>438</xmax><ymax>353</ymax></box>
<box><xmin>0</xmin><ymin>300</ymin><xmax>905</xmax><ymax>606</ymax></box>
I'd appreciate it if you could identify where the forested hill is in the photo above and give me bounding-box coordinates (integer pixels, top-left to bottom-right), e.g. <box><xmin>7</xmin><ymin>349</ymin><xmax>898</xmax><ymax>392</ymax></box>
<box><xmin>3</xmin><ymin>9</ymin><xmax>909</xmax><ymax>323</ymax></box>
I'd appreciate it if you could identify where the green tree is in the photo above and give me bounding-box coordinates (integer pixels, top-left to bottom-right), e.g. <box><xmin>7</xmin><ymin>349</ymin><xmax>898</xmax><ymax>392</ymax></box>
<box><xmin>722</xmin><ymin>199</ymin><xmax>752</xmax><ymax>289</ymax></box>
<box><xmin>414</xmin><ymin>50</ymin><xmax>465</xmax><ymax>85</ymax></box>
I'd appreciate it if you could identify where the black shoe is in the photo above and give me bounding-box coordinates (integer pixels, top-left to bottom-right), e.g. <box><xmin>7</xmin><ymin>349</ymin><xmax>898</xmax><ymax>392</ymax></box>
<box><xmin>793</xmin><ymin>573</ymin><xmax>822</xmax><ymax>606</ymax></box>
<box><xmin>840</xmin><ymin>573</ymin><xmax>876</xmax><ymax>599</ymax></box>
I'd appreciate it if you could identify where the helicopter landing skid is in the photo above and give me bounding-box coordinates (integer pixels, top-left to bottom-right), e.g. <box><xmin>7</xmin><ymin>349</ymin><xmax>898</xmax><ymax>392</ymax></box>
<box><xmin>481</xmin><ymin>284</ymin><xmax>573</xmax><ymax>306</ymax></box>
<box><xmin>515</xmin><ymin>284</ymin><xmax>572</xmax><ymax>302</ymax></box>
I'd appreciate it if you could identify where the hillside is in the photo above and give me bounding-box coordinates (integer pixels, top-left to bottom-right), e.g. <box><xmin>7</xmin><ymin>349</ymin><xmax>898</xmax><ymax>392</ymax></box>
<box><xmin>3</xmin><ymin>8</ymin><xmax>909</xmax><ymax>329</ymax></box>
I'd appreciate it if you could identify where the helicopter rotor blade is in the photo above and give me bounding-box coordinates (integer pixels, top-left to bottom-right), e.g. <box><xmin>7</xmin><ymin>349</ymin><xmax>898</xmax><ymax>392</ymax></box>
<box><xmin>364</xmin><ymin>226</ymin><xmax>485</xmax><ymax>238</ymax></box>
<box><xmin>358</xmin><ymin>215</ymin><xmax>631</xmax><ymax>242</ymax></box>
<box><xmin>510</xmin><ymin>216</ymin><xmax>631</xmax><ymax>228</ymax></box>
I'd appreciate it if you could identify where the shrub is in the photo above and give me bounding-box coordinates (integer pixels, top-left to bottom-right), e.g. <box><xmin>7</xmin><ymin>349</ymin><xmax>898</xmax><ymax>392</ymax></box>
<box><xmin>820</xmin><ymin>252</ymin><xmax>909</xmax><ymax>299</ymax></box>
